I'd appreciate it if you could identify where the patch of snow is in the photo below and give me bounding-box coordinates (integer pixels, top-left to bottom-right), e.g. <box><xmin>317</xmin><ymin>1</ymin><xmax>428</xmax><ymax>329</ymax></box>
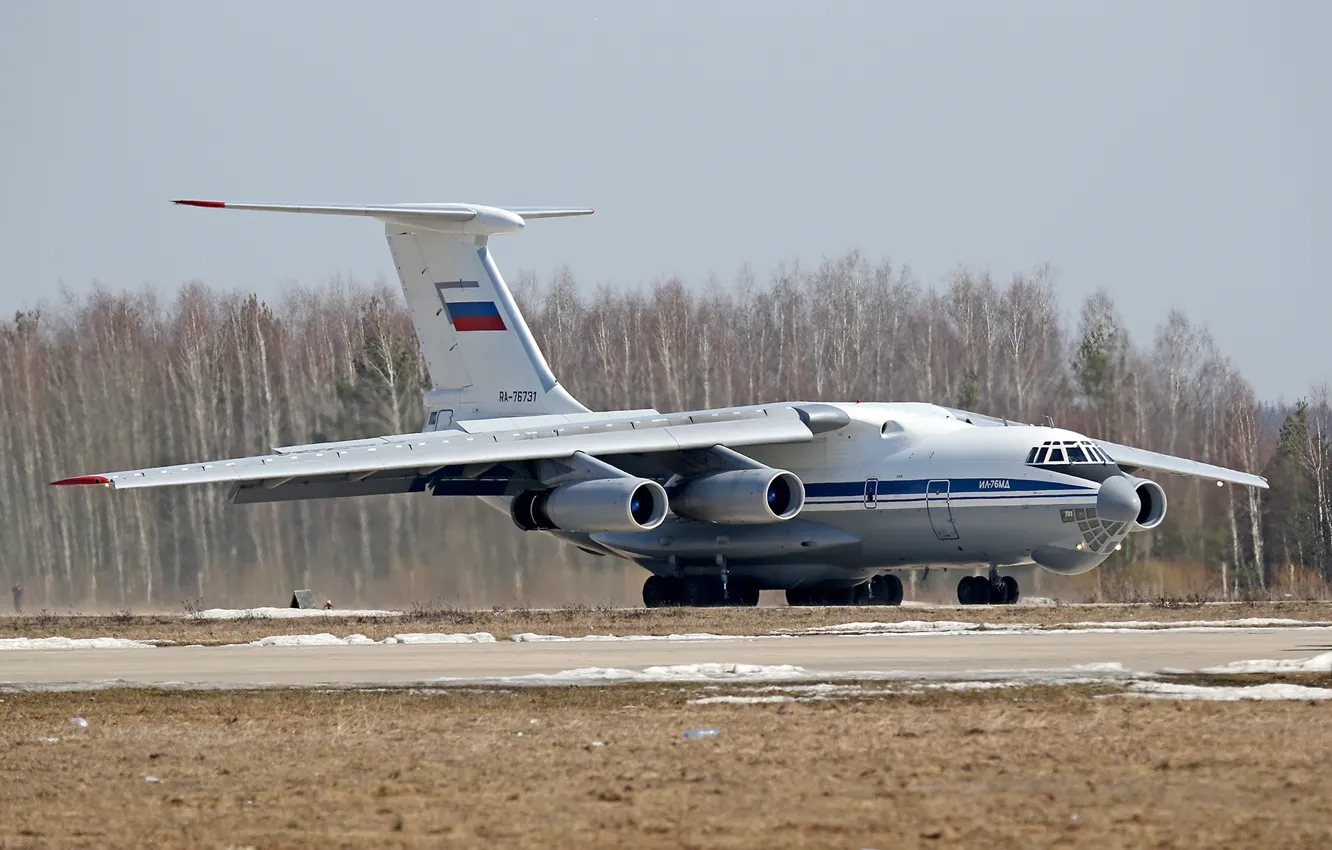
<box><xmin>249</xmin><ymin>633</ymin><xmax>357</xmax><ymax>647</ymax></box>
<box><xmin>1128</xmin><ymin>681</ymin><xmax>1332</xmax><ymax>701</ymax></box>
<box><xmin>754</xmin><ymin>683</ymin><xmax>869</xmax><ymax>697</ymax></box>
<box><xmin>242</xmin><ymin>632</ymin><xmax>495</xmax><ymax>647</ymax></box>
<box><xmin>1063</xmin><ymin>617</ymin><xmax>1319</xmax><ymax>629</ymax></box>
<box><xmin>188</xmin><ymin>607</ymin><xmax>403</xmax><ymax>620</ymax></box>
<box><xmin>926</xmin><ymin>680</ymin><xmax>1021</xmax><ymax>692</ymax></box>
<box><xmin>0</xmin><ymin>637</ymin><xmax>157</xmax><ymax>651</ymax></box>
<box><xmin>479</xmin><ymin>663</ymin><xmax>817</xmax><ymax>686</ymax></box>
<box><xmin>788</xmin><ymin>620</ymin><xmax>985</xmax><ymax>636</ymax></box>
<box><xmin>508</xmin><ymin>632</ymin><xmax>751</xmax><ymax>643</ymax></box>
<box><xmin>383</xmin><ymin>632</ymin><xmax>496</xmax><ymax>645</ymax></box>
<box><xmin>784</xmin><ymin>618</ymin><xmax>1332</xmax><ymax>638</ymax></box>
<box><xmin>1199</xmin><ymin>652</ymin><xmax>1332</xmax><ymax>675</ymax></box>
<box><xmin>688</xmin><ymin>695</ymin><xmax>794</xmax><ymax>705</ymax></box>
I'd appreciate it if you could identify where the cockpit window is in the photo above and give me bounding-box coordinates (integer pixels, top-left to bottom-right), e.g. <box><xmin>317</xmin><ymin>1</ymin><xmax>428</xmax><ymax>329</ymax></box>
<box><xmin>1026</xmin><ymin>440</ymin><xmax>1113</xmax><ymax>468</ymax></box>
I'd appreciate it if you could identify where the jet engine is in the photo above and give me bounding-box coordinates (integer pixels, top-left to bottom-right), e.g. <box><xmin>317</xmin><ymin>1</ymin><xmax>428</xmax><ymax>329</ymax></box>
<box><xmin>670</xmin><ymin>469</ymin><xmax>805</xmax><ymax>524</ymax></box>
<box><xmin>1129</xmin><ymin>478</ymin><xmax>1167</xmax><ymax>531</ymax></box>
<box><xmin>511</xmin><ymin>478</ymin><xmax>668</xmax><ymax>533</ymax></box>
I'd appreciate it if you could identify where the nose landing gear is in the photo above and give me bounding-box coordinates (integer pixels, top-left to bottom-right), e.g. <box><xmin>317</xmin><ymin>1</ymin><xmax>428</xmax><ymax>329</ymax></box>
<box><xmin>957</xmin><ymin>571</ymin><xmax>1019</xmax><ymax>605</ymax></box>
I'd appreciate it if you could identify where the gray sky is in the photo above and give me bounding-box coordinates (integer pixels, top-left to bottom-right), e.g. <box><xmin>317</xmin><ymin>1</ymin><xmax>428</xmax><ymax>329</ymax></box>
<box><xmin>2</xmin><ymin>0</ymin><xmax>1327</xmax><ymax>401</ymax></box>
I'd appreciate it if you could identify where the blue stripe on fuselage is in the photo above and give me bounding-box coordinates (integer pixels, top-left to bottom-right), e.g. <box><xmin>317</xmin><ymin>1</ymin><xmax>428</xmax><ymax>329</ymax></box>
<box><xmin>803</xmin><ymin>478</ymin><xmax>1093</xmax><ymax>500</ymax></box>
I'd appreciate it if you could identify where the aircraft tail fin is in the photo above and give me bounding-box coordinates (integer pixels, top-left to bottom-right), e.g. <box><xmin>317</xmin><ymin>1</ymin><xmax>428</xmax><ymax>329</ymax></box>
<box><xmin>173</xmin><ymin>200</ymin><xmax>593</xmax><ymax>426</ymax></box>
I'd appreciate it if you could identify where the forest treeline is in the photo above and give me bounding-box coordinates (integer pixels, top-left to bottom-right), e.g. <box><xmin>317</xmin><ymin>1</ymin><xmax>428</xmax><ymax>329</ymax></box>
<box><xmin>1</xmin><ymin>253</ymin><xmax>1329</xmax><ymax>609</ymax></box>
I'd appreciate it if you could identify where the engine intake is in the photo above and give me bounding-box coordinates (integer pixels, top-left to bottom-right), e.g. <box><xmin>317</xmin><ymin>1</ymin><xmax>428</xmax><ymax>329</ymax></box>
<box><xmin>511</xmin><ymin>478</ymin><xmax>668</xmax><ymax>533</ymax></box>
<box><xmin>1130</xmin><ymin>478</ymin><xmax>1168</xmax><ymax>531</ymax></box>
<box><xmin>670</xmin><ymin>469</ymin><xmax>805</xmax><ymax>524</ymax></box>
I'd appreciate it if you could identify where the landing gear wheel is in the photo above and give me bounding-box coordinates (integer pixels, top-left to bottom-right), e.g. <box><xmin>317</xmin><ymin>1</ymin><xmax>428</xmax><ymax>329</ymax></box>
<box><xmin>661</xmin><ymin>576</ymin><xmax>684</xmax><ymax>606</ymax></box>
<box><xmin>1001</xmin><ymin>575</ymin><xmax>1020</xmax><ymax>605</ymax></box>
<box><xmin>868</xmin><ymin>574</ymin><xmax>904</xmax><ymax>606</ymax></box>
<box><xmin>643</xmin><ymin>575</ymin><xmax>667</xmax><ymax>608</ymax></box>
<box><xmin>684</xmin><ymin>576</ymin><xmax>720</xmax><ymax>607</ymax></box>
<box><xmin>957</xmin><ymin>575</ymin><xmax>987</xmax><ymax>605</ymax></box>
<box><xmin>643</xmin><ymin>575</ymin><xmax>684</xmax><ymax>608</ymax></box>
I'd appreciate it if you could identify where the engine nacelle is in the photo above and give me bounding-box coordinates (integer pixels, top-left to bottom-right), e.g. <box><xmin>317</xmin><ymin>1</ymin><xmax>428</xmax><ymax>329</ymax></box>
<box><xmin>511</xmin><ymin>478</ymin><xmax>668</xmax><ymax>533</ymax></box>
<box><xmin>670</xmin><ymin>469</ymin><xmax>805</xmax><ymax>524</ymax></box>
<box><xmin>1130</xmin><ymin>478</ymin><xmax>1168</xmax><ymax>531</ymax></box>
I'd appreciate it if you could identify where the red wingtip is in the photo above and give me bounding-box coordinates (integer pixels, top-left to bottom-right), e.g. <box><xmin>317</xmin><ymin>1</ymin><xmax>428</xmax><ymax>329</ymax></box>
<box><xmin>50</xmin><ymin>475</ymin><xmax>111</xmax><ymax>487</ymax></box>
<box><xmin>173</xmin><ymin>199</ymin><xmax>226</xmax><ymax>208</ymax></box>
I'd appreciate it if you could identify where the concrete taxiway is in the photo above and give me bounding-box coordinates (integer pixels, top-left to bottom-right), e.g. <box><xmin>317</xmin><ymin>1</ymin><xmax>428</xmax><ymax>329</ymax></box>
<box><xmin>3</xmin><ymin>627</ymin><xmax>1330</xmax><ymax>689</ymax></box>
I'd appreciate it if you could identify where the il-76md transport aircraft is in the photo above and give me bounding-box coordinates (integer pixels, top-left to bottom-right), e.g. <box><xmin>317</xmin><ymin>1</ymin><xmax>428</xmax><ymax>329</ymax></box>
<box><xmin>54</xmin><ymin>200</ymin><xmax>1268</xmax><ymax>607</ymax></box>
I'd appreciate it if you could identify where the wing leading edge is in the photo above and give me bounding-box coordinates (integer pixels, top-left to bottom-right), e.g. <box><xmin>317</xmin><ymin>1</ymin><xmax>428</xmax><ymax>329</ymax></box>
<box><xmin>50</xmin><ymin>405</ymin><xmax>829</xmax><ymax>492</ymax></box>
<box><xmin>1095</xmin><ymin>440</ymin><xmax>1268</xmax><ymax>489</ymax></box>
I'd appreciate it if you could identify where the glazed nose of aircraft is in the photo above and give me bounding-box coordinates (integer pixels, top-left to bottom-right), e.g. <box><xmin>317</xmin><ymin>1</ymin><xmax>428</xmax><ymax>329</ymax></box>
<box><xmin>1096</xmin><ymin>475</ymin><xmax>1142</xmax><ymax>523</ymax></box>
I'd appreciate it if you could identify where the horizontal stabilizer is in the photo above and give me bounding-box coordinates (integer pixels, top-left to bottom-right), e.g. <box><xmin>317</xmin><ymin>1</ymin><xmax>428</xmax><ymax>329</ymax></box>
<box><xmin>504</xmin><ymin>207</ymin><xmax>595</xmax><ymax>219</ymax></box>
<box><xmin>172</xmin><ymin>200</ymin><xmax>592</xmax><ymax>237</ymax></box>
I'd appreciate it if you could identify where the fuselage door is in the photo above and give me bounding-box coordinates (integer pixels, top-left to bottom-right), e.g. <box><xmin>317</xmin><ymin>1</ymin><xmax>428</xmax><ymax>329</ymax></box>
<box><xmin>926</xmin><ymin>479</ymin><xmax>959</xmax><ymax>540</ymax></box>
<box><xmin>864</xmin><ymin>478</ymin><xmax>878</xmax><ymax>509</ymax></box>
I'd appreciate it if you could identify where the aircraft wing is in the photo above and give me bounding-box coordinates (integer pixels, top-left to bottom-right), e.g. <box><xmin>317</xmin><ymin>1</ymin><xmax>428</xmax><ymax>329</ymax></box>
<box><xmin>1095</xmin><ymin>440</ymin><xmax>1268</xmax><ymax>489</ymax></box>
<box><xmin>51</xmin><ymin>404</ymin><xmax>843</xmax><ymax>495</ymax></box>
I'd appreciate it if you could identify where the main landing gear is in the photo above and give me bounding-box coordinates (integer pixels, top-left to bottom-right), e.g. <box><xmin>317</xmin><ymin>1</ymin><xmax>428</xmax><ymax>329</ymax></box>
<box><xmin>643</xmin><ymin>572</ymin><xmax>908</xmax><ymax>608</ymax></box>
<box><xmin>957</xmin><ymin>571</ymin><xmax>1019</xmax><ymax>605</ymax></box>
<box><xmin>642</xmin><ymin>574</ymin><xmax>761</xmax><ymax>608</ymax></box>
<box><xmin>785</xmin><ymin>574</ymin><xmax>904</xmax><ymax>607</ymax></box>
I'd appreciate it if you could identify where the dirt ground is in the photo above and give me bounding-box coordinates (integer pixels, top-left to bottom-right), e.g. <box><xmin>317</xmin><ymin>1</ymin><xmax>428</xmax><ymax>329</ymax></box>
<box><xmin>1</xmin><ymin>682</ymin><xmax>1330</xmax><ymax>849</ymax></box>
<box><xmin>0</xmin><ymin>600</ymin><xmax>1329</xmax><ymax>646</ymax></box>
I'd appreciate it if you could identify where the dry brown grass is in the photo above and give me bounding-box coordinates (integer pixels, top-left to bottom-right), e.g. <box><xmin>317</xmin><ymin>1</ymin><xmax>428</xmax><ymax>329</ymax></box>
<box><xmin>1</xmin><ymin>684</ymin><xmax>1330</xmax><ymax>848</ymax></box>
<box><xmin>1</xmin><ymin>600</ymin><xmax>1330</xmax><ymax>647</ymax></box>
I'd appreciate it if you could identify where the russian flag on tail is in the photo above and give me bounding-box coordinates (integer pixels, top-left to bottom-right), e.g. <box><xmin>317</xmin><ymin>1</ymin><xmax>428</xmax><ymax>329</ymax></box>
<box><xmin>446</xmin><ymin>301</ymin><xmax>507</xmax><ymax>332</ymax></box>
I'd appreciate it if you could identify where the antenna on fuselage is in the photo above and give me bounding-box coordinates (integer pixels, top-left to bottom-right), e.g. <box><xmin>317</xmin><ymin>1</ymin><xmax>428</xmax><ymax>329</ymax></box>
<box><xmin>1044</xmin><ymin>415</ymin><xmax>1056</xmax><ymax>427</ymax></box>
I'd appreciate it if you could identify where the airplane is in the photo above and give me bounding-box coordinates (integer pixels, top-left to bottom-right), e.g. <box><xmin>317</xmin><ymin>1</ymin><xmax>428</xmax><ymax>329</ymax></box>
<box><xmin>52</xmin><ymin>200</ymin><xmax>1269</xmax><ymax>607</ymax></box>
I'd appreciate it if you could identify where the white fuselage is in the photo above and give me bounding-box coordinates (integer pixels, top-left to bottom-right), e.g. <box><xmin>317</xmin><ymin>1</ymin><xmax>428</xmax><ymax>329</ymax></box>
<box><xmin>498</xmin><ymin>402</ymin><xmax>1132</xmax><ymax>590</ymax></box>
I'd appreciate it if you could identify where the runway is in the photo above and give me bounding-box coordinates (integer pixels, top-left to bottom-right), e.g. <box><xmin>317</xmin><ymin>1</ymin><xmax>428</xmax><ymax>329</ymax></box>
<box><xmin>4</xmin><ymin>627</ymin><xmax>1330</xmax><ymax>689</ymax></box>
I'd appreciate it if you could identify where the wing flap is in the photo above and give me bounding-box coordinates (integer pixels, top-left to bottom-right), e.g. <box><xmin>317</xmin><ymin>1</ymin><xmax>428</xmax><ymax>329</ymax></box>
<box><xmin>1096</xmin><ymin>440</ymin><xmax>1268</xmax><ymax>489</ymax></box>
<box><xmin>53</xmin><ymin>407</ymin><xmax>817</xmax><ymax>491</ymax></box>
